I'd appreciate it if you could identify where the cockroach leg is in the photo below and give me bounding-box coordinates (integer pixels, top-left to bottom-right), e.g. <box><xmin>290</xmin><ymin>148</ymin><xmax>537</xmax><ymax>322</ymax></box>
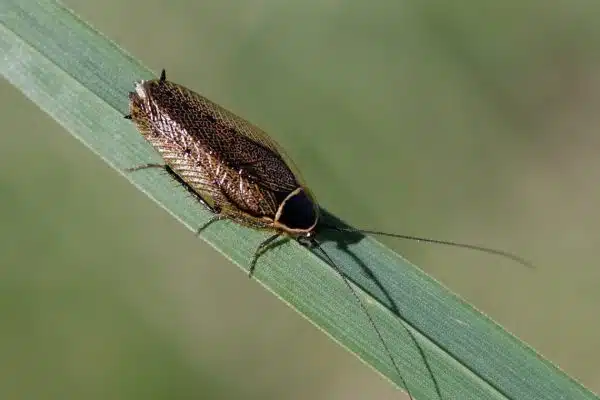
<box><xmin>123</xmin><ymin>163</ymin><xmax>165</xmax><ymax>172</ymax></box>
<box><xmin>249</xmin><ymin>233</ymin><xmax>281</xmax><ymax>277</ymax></box>
<box><xmin>125</xmin><ymin>163</ymin><xmax>219</xmax><ymax>214</ymax></box>
<box><xmin>195</xmin><ymin>215</ymin><xmax>226</xmax><ymax>236</ymax></box>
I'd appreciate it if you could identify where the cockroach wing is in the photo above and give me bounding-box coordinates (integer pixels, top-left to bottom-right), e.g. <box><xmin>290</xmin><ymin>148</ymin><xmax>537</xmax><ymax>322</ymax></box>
<box><xmin>169</xmin><ymin>80</ymin><xmax>308</xmax><ymax>191</ymax></box>
<box><xmin>129</xmin><ymin>76</ymin><xmax>318</xmax><ymax>224</ymax></box>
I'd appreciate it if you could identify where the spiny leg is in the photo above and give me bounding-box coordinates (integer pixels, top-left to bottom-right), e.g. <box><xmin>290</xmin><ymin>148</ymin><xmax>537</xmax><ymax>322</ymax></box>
<box><xmin>249</xmin><ymin>233</ymin><xmax>282</xmax><ymax>278</ymax></box>
<box><xmin>195</xmin><ymin>215</ymin><xmax>226</xmax><ymax>237</ymax></box>
<box><xmin>124</xmin><ymin>162</ymin><xmax>164</xmax><ymax>173</ymax></box>
<box><xmin>124</xmin><ymin>163</ymin><xmax>220</xmax><ymax>215</ymax></box>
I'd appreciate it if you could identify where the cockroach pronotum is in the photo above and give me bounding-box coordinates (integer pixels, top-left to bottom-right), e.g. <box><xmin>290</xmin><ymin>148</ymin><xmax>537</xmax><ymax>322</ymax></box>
<box><xmin>125</xmin><ymin>69</ymin><xmax>531</xmax><ymax>400</ymax></box>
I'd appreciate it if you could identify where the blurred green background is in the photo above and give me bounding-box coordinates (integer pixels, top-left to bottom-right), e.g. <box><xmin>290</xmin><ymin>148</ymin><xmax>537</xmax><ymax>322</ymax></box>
<box><xmin>1</xmin><ymin>0</ymin><xmax>600</xmax><ymax>399</ymax></box>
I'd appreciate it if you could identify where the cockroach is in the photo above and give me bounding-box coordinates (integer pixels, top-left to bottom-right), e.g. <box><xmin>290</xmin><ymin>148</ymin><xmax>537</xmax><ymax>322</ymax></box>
<box><xmin>125</xmin><ymin>69</ymin><xmax>531</xmax><ymax>400</ymax></box>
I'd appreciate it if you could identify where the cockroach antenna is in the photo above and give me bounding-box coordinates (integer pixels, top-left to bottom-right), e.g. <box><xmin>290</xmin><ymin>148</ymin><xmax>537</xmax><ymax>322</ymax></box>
<box><xmin>310</xmin><ymin>239</ymin><xmax>418</xmax><ymax>399</ymax></box>
<box><xmin>319</xmin><ymin>223</ymin><xmax>534</xmax><ymax>268</ymax></box>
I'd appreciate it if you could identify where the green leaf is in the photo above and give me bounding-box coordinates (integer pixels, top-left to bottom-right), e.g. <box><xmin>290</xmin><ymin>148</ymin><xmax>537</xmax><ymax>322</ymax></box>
<box><xmin>0</xmin><ymin>1</ymin><xmax>596</xmax><ymax>399</ymax></box>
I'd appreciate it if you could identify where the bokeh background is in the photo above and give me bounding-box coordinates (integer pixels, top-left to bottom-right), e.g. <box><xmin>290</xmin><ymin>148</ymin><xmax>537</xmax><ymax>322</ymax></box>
<box><xmin>2</xmin><ymin>0</ymin><xmax>600</xmax><ymax>399</ymax></box>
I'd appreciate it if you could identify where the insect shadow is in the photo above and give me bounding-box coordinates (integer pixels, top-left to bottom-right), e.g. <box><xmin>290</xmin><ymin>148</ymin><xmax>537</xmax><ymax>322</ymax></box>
<box><xmin>289</xmin><ymin>210</ymin><xmax>531</xmax><ymax>400</ymax></box>
<box><xmin>194</xmin><ymin>205</ymin><xmax>444</xmax><ymax>399</ymax></box>
<box><xmin>304</xmin><ymin>209</ymin><xmax>444</xmax><ymax>399</ymax></box>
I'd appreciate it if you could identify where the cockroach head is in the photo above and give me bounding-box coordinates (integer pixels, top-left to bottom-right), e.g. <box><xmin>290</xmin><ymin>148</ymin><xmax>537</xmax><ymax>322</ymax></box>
<box><xmin>296</xmin><ymin>230</ymin><xmax>317</xmax><ymax>248</ymax></box>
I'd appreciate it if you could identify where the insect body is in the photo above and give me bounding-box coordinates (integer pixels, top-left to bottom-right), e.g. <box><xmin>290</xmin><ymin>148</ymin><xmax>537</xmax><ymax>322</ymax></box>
<box><xmin>126</xmin><ymin>69</ymin><xmax>320</xmax><ymax>272</ymax></box>
<box><xmin>125</xmin><ymin>69</ymin><xmax>531</xmax><ymax>400</ymax></box>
